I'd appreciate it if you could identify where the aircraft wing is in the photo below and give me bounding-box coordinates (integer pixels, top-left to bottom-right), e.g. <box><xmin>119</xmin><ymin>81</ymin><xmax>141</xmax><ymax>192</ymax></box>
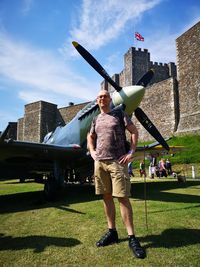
<box><xmin>0</xmin><ymin>139</ymin><xmax>87</xmax><ymax>179</ymax></box>
<box><xmin>0</xmin><ymin>139</ymin><xmax>85</xmax><ymax>160</ymax></box>
<box><xmin>134</xmin><ymin>142</ymin><xmax>184</xmax><ymax>160</ymax></box>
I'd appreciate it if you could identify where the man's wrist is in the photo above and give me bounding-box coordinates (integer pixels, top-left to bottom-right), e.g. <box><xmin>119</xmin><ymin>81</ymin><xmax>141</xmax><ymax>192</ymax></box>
<box><xmin>128</xmin><ymin>149</ymin><xmax>135</xmax><ymax>155</ymax></box>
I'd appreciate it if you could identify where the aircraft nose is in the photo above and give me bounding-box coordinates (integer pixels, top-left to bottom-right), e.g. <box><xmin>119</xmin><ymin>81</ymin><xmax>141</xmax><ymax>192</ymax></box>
<box><xmin>112</xmin><ymin>85</ymin><xmax>145</xmax><ymax>115</ymax></box>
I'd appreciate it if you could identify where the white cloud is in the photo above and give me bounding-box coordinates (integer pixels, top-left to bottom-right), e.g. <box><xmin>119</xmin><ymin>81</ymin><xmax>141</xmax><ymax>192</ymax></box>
<box><xmin>0</xmin><ymin>32</ymin><xmax>99</xmax><ymax>105</ymax></box>
<box><xmin>62</xmin><ymin>0</ymin><xmax>161</xmax><ymax>55</ymax></box>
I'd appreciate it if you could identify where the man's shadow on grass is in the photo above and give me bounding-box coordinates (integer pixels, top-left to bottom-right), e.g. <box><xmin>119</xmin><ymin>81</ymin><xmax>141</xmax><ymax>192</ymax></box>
<box><xmin>0</xmin><ymin>183</ymin><xmax>99</xmax><ymax>214</ymax></box>
<box><xmin>140</xmin><ymin>228</ymin><xmax>200</xmax><ymax>249</ymax></box>
<box><xmin>0</xmin><ymin>233</ymin><xmax>81</xmax><ymax>253</ymax></box>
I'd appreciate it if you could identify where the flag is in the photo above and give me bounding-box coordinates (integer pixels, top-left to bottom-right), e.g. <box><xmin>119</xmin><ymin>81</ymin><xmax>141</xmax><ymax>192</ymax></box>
<box><xmin>135</xmin><ymin>32</ymin><xmax>144</xmax><ymax>41</ymax></box>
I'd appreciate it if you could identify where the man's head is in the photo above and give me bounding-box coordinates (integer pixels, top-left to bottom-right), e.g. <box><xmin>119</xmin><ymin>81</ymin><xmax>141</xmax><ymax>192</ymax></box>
<box><xmin>96</xmin><ymin>90</ymin><xmax>111</xmax><ymax>112</ymax></box>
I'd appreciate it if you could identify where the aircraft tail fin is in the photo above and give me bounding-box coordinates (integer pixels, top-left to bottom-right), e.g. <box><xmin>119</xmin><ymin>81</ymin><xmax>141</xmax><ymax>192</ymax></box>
<box><xmin>0</xmin><ymin>124</ymin><xmax>10</xmax><ymax>142</ymax></box>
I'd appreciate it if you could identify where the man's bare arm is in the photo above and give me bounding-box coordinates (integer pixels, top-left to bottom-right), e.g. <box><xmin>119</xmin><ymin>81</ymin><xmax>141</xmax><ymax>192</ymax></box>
<box><xmin>118</xmin><ymin>123</ymin><xmax>138</xmax><ymax>164</ymax></box>
<box><xmin>126</xmin><ymin>123</ymin><xmax>139</xmax><ymax>154</ymax></box>
<box><xmin>87</xmin><ymin>132</ymin><xmax>97</xmax><ymax>160</ymax></box>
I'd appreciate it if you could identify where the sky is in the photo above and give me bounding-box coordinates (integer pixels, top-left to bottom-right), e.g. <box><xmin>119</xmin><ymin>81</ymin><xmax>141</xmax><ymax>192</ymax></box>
<box><xmin>0</xmin><ymin>0</ymin><xmax>199</xmax><ymax>131</ymax></box>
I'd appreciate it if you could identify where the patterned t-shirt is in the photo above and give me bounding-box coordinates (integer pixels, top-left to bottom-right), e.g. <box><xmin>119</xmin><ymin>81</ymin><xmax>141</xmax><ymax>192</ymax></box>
<box><xmin>90</xmin><ymin>110</ymin><xmax>133</xmax><ymax>160</ymax></box>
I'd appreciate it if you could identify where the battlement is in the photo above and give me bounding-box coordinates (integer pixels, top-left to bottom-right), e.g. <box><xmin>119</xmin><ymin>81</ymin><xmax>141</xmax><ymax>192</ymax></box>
<box><xmin>150</xmin><ymin>61</ymin><xmax>168</xmax><ymax>67</ymax></box>
<box><xmin>128</xmin><ymin>47</ymin><xmax>149</xmax><ymax>53</ymax></box>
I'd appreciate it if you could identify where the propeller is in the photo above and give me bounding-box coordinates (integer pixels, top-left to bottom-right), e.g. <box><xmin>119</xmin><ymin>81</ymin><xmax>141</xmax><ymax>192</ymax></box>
<box><xmin>72</xmin><ymin>41</ymin><xmax>122</xmax><ymax>92</ymax></box>
<box><xmin>134</xmin><ymin>107</ymin><xmax>169</xmax><ymax>151</ymax></box>
<box><xmin>134</xmin><ymin>69</ymin><xmax>169</xmax><ymax>150</ymax></box>
<box><xmin>136</xmin><ymin>69</ymin><xmax>154</xmax><ymax>87</ymax></box>
<box><xmin>72</xmin><ymin>41</ymin><xmax>169</xmax><ymax>151</ymax></box>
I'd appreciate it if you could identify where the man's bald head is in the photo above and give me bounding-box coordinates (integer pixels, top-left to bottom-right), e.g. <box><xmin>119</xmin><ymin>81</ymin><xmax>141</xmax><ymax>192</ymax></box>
<box><xmin>96</xmin><ymin>90</ymin><xmax>111</xmax><ymax>112</ymax></box>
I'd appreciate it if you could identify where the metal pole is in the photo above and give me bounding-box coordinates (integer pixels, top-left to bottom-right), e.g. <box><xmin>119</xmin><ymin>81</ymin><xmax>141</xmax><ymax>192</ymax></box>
<box><xmin>143</xmin><ymin>146</ymin><xmax>148</xmax><ymax>231</ymax></box>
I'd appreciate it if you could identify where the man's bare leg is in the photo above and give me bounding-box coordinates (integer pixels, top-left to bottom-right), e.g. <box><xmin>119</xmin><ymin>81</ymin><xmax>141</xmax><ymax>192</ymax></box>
<box><xmin>118</xmin><ymin>197</ymin><xmax>135</xmax><ymax>235</ymax></box>
<box><xmin>103</xmin><ymin>193</ymin><xmax>116</xmax><ymax>229</ymax></box>
<box><xmin>118</xmin><ymin>197</ymin><xmax>146</xmax><ymax>259</ymax></box>
<box><xmin>96</xmin><ymin>193</ymin><xmax>118</xmax><ymax>247</ymax></box>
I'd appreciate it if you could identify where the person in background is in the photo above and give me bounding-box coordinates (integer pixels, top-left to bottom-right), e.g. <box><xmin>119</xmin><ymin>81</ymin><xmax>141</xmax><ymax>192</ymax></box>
<box><xmin>155</xmin><ymin>164</ymin><xmax>160</xmax><ymax>177</ymax></box>
<box><xmin>87</xmin><ymin>89</ymin><xmax>146</xmax><ymax>259</ymax></box>
<box><xmin>159</xmin><ymin>158</ymin><xmax>167</xmax><ymax>177</ymax></box>
<box><xmin>165</xmin><ymin>159</ymin><xmax>172</xmax><ymax>175</ymax></box>
<box><xmin>128</xmin><ymin>161</ymin><xmax>134</xmax><ymax>177</ymax></box>
<box><xmin>149</xmin><ymin>163</ymin><xmax>155</xmax><ymax>179</ymax></box>
<box><xmin>139</xmin><ymin>160</ymin><xmax>147</xmax><ymax>178</ymax></box>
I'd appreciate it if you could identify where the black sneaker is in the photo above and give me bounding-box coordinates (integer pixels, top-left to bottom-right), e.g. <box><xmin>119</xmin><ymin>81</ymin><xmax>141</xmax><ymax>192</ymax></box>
<box><xmin>96</xmin><ymin>230</ymin><xmax>118</xmax><ymax>247</ymax></box>
<box><xmin>129</xmin><ymin>236</ymin><xmax>146</xmax><ymax>259</ymax></box>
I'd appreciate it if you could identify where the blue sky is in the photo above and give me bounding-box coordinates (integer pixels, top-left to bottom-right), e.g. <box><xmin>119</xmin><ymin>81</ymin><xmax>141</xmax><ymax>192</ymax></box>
<box><xmin>0</xmin><ymin>0</ymin><xmax>199</xmax><ymax>131</ymax></box>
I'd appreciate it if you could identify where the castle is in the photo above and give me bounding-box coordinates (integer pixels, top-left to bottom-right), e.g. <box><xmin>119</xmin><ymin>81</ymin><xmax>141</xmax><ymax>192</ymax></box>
<box><xmin>7</xmin><ymin>21</ymin><xmax>200</xmax><ymax>142</ymax></box>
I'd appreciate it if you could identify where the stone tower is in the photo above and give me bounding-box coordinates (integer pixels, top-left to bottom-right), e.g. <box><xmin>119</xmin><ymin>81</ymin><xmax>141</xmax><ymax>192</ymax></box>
<box><xmin>176</xmin><ymin>21</ymin><xmax>200</xmax><ymax>134</ymax></box>
<box><xmin>124</xmin><ymin>47</ymin><xmax>150</xmax><ymax>86</ymax></box>
<box><xmin>19</xmin><ymin>101</ymin><xmax>57</xmax><ymax>142</ymax></box>
<box><xmin>102</xmin><ymin>47</ymin><xmax>176</xmax><ymax>92</ymax></box>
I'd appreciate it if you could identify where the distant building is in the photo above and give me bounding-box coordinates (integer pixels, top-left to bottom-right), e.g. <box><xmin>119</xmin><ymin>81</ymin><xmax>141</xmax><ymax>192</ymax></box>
<box><xmin>17</xmin><ymin>101</ymin><xmax>88</xmax><ymax>142</ymax></box>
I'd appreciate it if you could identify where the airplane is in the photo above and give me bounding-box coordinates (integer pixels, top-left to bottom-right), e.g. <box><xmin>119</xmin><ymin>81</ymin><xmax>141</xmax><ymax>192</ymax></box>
<box><xmin>0</xmin><ymin>41</ymin><xmax>176</xmax><ymax>200</ymax></box>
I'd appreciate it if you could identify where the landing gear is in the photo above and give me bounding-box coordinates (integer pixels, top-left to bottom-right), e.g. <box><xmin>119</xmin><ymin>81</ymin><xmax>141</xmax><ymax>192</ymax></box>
<box><xmin>44</xmin><ymin>161</ymin><xmax>65</xmax><ymax>201</ymax></box>
<box><xmin>19</xmin><ymin>177</ymin><xmax>25</xmax><ymax>183</ymax></box>
<box><xmin>44</xmin><ymin>176</ymin><xmax>59</xmax><ymax>201</ymax></box>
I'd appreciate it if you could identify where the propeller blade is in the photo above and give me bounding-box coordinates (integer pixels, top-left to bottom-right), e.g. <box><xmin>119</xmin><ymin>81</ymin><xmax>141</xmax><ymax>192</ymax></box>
<box><xmin>134</xmin><ymin>107</ymin><xmax>169</xmax><ymax>151</ymax></box>
<box><xmin>72</xmin><ymin>41</ymin><xmax>122</xmax><ymax>92</ymax></box>
<box><xmin>136</xmin><ymin>69</ymin><xmax>154</xmax><ymax>87</ymax></box>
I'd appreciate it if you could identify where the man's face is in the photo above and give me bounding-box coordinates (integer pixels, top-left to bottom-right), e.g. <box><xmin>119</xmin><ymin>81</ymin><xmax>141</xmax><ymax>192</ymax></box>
<box><xmin>96</xmin><ymin>91</ymin><xmax>111</xmax><ymax>108</ymax></box>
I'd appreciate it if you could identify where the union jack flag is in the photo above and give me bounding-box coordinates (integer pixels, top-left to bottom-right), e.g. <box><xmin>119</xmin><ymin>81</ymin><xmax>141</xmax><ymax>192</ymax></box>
<box><xmin>135</xmin><ymin>32</ymin><xmax>144</xmax><ymax>41</ymax></box>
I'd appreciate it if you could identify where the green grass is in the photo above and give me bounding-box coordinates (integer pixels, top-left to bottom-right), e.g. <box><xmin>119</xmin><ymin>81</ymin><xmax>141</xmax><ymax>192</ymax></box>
<box><xmin>167</xmin><ymin>134</ymin><xmax>200</xmax><ymax>164</ymax></box>
<box><xmin>0</xmin><ymin>178</ymin><xmax>200</xmax><ymax>267</ymax></box>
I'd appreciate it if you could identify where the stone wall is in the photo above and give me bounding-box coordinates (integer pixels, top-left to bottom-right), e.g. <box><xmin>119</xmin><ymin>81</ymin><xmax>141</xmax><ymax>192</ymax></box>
<box><xmin>23</xmin><ymin>102</ymin><xmax>41</xmax><ymax>142</ymax></box>
<box><xmin>176</xmin><ymin>21</ymin><xmax>200</xmax><ymax>134</ymax></box>
<box><xmin>17</xmin><ymin>118</ymin><xmax>24</xmax><ymax>140</ymax></box>
<box><xmin>59</xmin><ymin>102</ymin><xmax>89</xmax><ymax>124</ymax></box>
<box><xmin>20</xmin><ymin>101</ymin><xmax>57</xmax><ymax>142</ymax></box>
<box><xmin>40</xmin><ymin>101</ymin><xmax>58</xmax><ymax>142</ymax></box>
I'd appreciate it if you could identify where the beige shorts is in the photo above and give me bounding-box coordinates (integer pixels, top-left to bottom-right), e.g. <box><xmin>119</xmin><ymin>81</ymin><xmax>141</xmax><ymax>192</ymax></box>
<box><xmin>94</xmin><ymin>160</ymin><xmax>131</xmax><ymax>197</ymax></box>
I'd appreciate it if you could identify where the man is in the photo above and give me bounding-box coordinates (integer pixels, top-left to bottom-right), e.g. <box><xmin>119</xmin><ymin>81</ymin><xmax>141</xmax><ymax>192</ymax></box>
<box><xmin>87</xmin><ymin>90</ymin><xmax>146</xmax><ymax>259</ymax></box>
<box><xmin>166</xmin><ymin>159</ymin><xmax>172</xmax><ymax>175</ymax></box>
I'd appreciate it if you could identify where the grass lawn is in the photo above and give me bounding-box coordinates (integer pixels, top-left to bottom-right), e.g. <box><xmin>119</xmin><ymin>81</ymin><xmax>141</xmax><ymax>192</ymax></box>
<box><xmin>0</xmin><ymin>177</ymin><xmax>200</xmax><ymax>267</ymax></box>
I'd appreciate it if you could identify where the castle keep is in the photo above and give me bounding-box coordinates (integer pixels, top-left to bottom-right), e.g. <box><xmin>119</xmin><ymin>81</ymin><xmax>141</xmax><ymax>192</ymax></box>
<box><xmin>12</xmin><ymin>21</ymin><xmax>200</xmax><ymax>142</ymax></box>
<box><xmin>102</xmin><ymin>47</ymin><xmax>176</xmax><ymax>91</ymax></box>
